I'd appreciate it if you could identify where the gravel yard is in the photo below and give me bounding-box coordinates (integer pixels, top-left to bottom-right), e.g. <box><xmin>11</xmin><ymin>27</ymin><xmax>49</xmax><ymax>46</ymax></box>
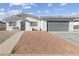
<box><xmin>13</xmin><ymin>31</ymin><xmax>79</xmax><ymax>55</ymax></box>
<box><xmin>0</xmin><ymin>31</ymin><xmax>16</xmax><ymax>44</ymax></box>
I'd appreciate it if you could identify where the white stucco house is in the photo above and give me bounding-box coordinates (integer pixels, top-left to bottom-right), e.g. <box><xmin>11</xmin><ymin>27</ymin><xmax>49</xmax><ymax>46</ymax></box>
<box><xmin>1</xmin><ymin>13</ymin><xmax>79</xmax><ymax>32</ymax></box>
<box><xmin>3</xmin><ymin>13</ymin><xmax>47</xmax><ymax>31</ymax></box>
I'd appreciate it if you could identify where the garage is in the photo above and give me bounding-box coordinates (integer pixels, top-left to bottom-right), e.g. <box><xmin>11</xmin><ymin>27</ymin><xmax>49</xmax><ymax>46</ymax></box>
<box><xmin>0</xmin><ymin>21</ymin><xmax>6</xmax><ymax>30</ymax></box>
<box><xmin>47</xmin><ymin>21</ymin><xmax>69</xmax><ymax>31</ymax></box>
<box><xmin>73</xmin><ymin>21</ymin><xmax>79</xmax><ymax>29</ymax></box>
<box><xmin>74</xmin><ymin>25</ymin><xmax>79</xmax><ymax>29</ymax></box>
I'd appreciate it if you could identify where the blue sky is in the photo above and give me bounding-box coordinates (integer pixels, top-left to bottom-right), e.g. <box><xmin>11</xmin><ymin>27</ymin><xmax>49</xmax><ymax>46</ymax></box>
<box><xmin>0</xmin><ymin>3</ymin><xmax>79</xmax><ymax>19</ymax></box>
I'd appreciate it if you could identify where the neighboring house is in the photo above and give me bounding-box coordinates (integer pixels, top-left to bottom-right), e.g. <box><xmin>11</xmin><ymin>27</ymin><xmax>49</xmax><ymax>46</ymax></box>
<box><xmin>2</xmin><ymin>13</ymin><xmax>79</xmax><ymax>32</ymax></box>
<box><xmin>0</xmin><ymin>21</ymin><xmax>6</xmax><ymax>30</ymax></box>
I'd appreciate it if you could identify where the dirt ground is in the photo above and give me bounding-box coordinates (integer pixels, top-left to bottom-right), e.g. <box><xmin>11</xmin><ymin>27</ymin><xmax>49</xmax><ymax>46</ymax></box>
<box><xmin>14</xmin><ymin>31</ymin><xmax>79</xmax><ymax>54</ymax></box>
<box><xmin>0</xmin><ymin>31</ymin><xmax>16</xmax><ymax>44</ymax></box>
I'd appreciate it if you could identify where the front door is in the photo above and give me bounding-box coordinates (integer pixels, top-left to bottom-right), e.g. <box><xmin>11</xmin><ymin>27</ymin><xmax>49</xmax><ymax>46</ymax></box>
<box><xmin>20</xmin><ymin>21</ymin><xmax>25</xmax><ymax>30</ymax></box>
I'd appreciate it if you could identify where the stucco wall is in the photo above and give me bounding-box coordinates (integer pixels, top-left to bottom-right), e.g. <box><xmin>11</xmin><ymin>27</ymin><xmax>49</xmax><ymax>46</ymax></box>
<box><xmin>69</xmin><ymin>22</ymin><xmax>74</xmax><ymax>32</ymax></box>
<box><xmin>6</xmin><ymin>17</ymin><xmax>47</xmax><ymax>31</ymax></box>
<box><xmin>69</xmin><ymin>21</ymin><xmax>79</xmax><ymax>31</ymax></box>
<box><xmin>6</xmin><ymin>23</ymin><xmax>11</xmax><ymax>31</ymax></box>
<box><xmin>73</xmin><ymin>22</ymin><xmax>79</xmax><ymax>25</ymax></box>
<box><xmin>41</xmin><ymin>20</ymin><xmax>47</xmax><ymax>31</ymax></box>
<box><xmin>6</xmin><ymin>20</ymin><xmax>22</xmax><ymax>31</ymax></box>
<box><xmin>25</xmin><ymin>17</ymin><xmax>41</xmax><ymax>31</ymax></box>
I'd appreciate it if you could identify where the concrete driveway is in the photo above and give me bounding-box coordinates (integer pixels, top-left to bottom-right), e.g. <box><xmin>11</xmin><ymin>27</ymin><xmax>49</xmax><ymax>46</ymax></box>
<box><xmin>50</xmin><ymin>32</ymin><xmax>79</xmax><ymax>46</ymax></box>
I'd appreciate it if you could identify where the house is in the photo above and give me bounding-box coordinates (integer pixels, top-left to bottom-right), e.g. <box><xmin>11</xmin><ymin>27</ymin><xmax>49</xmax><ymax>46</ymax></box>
<box><xmin>3</xmin><ymin>13</ymin><xmax>47</xmax><ymax>31</ymax></box>
<box><xmin>2</xmin><ymin>13</ymin><xmax>79</xmax><ymax>32</ymax></box>
<box><xmin>0</xmin><ymin>21</ymin><xmax>6</xmax><ymax>30</ymax></box>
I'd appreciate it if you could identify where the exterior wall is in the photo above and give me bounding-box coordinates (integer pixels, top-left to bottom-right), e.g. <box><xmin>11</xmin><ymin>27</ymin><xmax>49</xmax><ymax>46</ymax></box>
<box><xmin>25</xmin><ymin>17</ymin><xmax>41</xmax><ymax>31</ymax></box>
<box><xmin>6</xmin><ymin>23</ymin><xmax>11</xmax><ymax>31</ymax></box>
<box><xmin>25</xmin><ymin>17</ymin><xmax>47</xmax><ymax>31</ymax></box>
<box><xmin>73</xmin><ymin>22</ymin><xmax>79</xmax><ymax>25</ymax></box>
<box><xmin>73</xmin><ymin>21</ymin><xmax>79</xmax><ymax>29</ymax></box>
<box><xmin>6</xmin><ymin>20</ymin><xmax>22</xmax><ymax>31</ymax></box>
<box><xmin>25</xmin><ymin>21</ymin><xmax>30</xmax><ymax>31</ymax></box>
<box><xmin>16</xmin><ymin>20</ymin><xmax>23</xmax><ymax>30</ymax></box>
<box><xmin>41</xmin><ymin>20</ymin><xmax>47</xmax><ymax>31</ymax></box>
<box><xmin>69</xmin><ymin>22</ymin><xmax>74</xmax><ymax>32</ymax></box>
<box><xmin>69</xmin><ymin>21</ymin><xmax>79</xmax><ymax>31</ymax></box>
<box><xmin>6</xmin><ymin>17</ymin><xmax>47</xmax><ymax>31</ymax></box>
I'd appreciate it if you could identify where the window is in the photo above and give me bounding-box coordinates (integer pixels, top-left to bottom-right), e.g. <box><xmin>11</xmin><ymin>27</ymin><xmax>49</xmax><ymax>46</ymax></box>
<box><xmin>9</xmin><ymin>22</ymin><xmax>16</xmax><ymax>26</ymax></box>
<box><xmin>30</xmin><ymin>22</ymin><xmax>37</xmax><ymax>26</ymax></box>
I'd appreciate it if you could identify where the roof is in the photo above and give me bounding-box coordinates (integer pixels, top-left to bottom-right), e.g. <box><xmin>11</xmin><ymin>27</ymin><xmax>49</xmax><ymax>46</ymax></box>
<box><xmin>3</xmin><ymin>13</ymin><xmax>40</xmax><ymax>22</ymax></box>
<box><xmin>2</xmin><ymin>13</ymin><xmax>79</xmax><ymax>22</ymax></box>
<box><xmin>0</xmin><ymin>21</ymin><xmax>6</xmax><ymax>24</ymax></box>
<box><xmin>40</xmin><ymin>16</ymin><xmax>79</xmax><ymax>21</ymax></box>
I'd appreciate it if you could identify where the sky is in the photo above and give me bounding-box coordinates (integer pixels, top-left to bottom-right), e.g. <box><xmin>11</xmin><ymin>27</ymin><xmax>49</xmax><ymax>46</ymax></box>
<box><xmin>0</xmin><ymin>3</ymin><xmax>79</xmax><ymax>19</ymax></box>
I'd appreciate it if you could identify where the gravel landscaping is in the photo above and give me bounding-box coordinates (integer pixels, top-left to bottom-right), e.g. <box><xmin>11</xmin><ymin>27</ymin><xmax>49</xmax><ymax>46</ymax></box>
<box><xmin>13</xmin><ymin>31</ymin><xmax>79</xmax><ymax>55</ymax></box>
<box><xmin>0</xmin><ymin>31</ymin><xmax>16</xmax><ymax>44</ymax></box>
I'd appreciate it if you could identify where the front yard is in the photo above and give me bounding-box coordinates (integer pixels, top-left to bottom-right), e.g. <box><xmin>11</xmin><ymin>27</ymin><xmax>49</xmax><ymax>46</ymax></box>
<box><xmin>12</xmin><ymin>31</ymin><xmax>79</xmax><ymax>55</ymax></box>
<box><xmin>0</xmin><ymin>31</ymin><xmax>16</xmax><ymax>44</ymax></box>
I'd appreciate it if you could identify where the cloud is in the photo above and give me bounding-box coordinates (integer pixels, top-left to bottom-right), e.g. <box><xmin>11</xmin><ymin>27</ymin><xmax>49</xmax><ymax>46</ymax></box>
<box><xmin>54</xmin><ymin>8</ymin><xmax>63</xmax><ymax>11</ymax></box>
<box><xmin>9</xmin><ymin>3</ymin><xmax>24</xmax><ymax>6</ymax></box>
<box><xmin>70</xmin><ymin>12</ymin><xmax>79</xmax><ymax>16</ymax></box>
<box><xmin>48</xmin><ymin>3</ymin><xmax>53</xmax><ymax>7</ymax></box>
<box><xmin>28</xmin><ymin>12</ymin><xmax>34</xmax><ymax>15</ymax></box>
<box><xmin>72</xmin><ymin>13</ymin><xmax>79</xmax><ymax>15</ymax></box>
<box><xmin>0</xmin><ymin>9</ymin><xmax>22</xmax><ymax>19</ymax></box>
<box><xmin>60</xmin><ymin>3</ymin><xmax>67</xmax><ymax>6</ymax></box>
<box><xmin>0</xmin><ymin>12</ymin><xmax>5</xmax><ymax>16</ymax></box>
<box><xmin>22</xmin><ymin>3</ymin><xmax>37</xmax><ymax>9</ymax></box>
<box><xmin>67</xmin><ymin>12</ymin><xmax>79</xmax><ymax>16</ymax></box>
<box><xmin>8</xmin><ymin>9</ymin><xmax>22</xmax><ymax>15</ymax></box>
<box><xmin>28</xmin><ymin>3</ymin><xmax>37</xmax><ymax>6</ymax></box>
<box><xmin>38</xmin><ymin>10</ymin><xmax>41</xmax><ymax>13</ymax></box>
<box><xmin>44</xmin><ymin>10</ymin><xmax>49</xmax><ymax>13</ymax></box>
<box><xmin>9</xmin><ymin>3</ymin><xmax>37</xmax><ymax>9</ymax></box>
<box><xmin>0</xmin><ymin>8</ymin><xmax>5</xmax><ymax>11</ymax></box>
<box><xmin>22</xmin><ymin>6</ymin><xmax>32</xmax><ymax>9</ymax></box>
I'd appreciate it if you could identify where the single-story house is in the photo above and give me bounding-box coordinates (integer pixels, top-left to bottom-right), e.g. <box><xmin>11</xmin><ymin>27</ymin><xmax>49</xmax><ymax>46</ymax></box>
<box><xmin>3</xmin><ymin>13</ymin><xmax>47</xmax><ymax>31</ymax></box>
<box><xmin>2</xmin><ymin>13</ymin><xmax>79</xmax><ymax>32</ymax></box>
<box><xmin>0</xmin><ymin>21</ymin><xmax>6</xmax><ymax>30</ymax></box>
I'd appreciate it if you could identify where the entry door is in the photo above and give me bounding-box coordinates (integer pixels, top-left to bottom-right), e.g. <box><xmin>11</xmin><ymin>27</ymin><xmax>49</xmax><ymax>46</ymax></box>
<box><xmin>20</xmin><ymin>21</ymin><xmax>25</xmax><ymax>30</ymax></box>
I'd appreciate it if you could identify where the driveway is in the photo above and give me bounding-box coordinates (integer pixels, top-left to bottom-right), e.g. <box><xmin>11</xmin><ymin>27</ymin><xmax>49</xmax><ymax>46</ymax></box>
<box><xmin>51</xmin><ymin>32</ymin><xmax>79</xmax><ymax>46</ymax></box>
<box><xmin>13</xmin><ymin>31</ymin><xmax>79</xmax><ymax>55</ymax></box>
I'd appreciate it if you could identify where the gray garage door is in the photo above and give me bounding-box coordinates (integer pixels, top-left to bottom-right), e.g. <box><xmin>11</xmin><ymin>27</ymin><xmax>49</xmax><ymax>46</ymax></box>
<box><xmin>74</xmin><ymin>25</ymin><xmax>79</xmax><ymax>29</ymax></box>
<box><xmin>47</xmin><ymin>21</ymin><xmax>69</xmax><ymax>31</ymax></box>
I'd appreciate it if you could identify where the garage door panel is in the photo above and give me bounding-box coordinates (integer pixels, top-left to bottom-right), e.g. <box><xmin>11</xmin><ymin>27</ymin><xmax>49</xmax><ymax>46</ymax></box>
<box><xmin>74</xmin><ymin>25</ymin><xmax>79</xmax><ymax>29</ymax></box>
<box><xmin>47</xmin><ymin>21</ymin><xmax>69</xmax><ymax>31</ymax></box>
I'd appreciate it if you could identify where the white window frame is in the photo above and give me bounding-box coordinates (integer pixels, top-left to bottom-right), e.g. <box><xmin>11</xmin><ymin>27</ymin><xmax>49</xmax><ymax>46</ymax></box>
<box><xmin>9</xmin><ymin>22</ymin><xmax>16</xmax><ymax>26</ymax></box>
<box><xmin>30</xmin><ymin>21</ymin><xmax>37</xmax><ymax>26</ymax></box>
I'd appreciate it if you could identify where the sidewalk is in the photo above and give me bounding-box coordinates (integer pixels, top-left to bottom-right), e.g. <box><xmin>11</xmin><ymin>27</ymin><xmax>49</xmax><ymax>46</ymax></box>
<box><xmin>0</xmin><ymin>31</ymin><xmax>24</xmax><ymax>55</ymax></box>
